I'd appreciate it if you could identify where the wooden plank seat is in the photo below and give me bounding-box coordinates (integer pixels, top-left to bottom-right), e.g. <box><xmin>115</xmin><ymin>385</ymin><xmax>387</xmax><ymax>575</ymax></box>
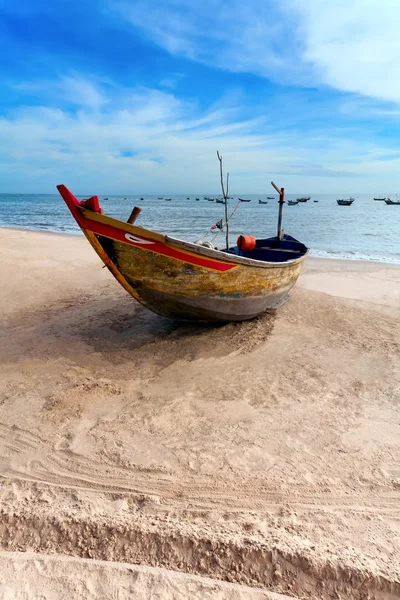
<box><xmin>257</xmin><ymin>247</ymin><xmax>300</xmax><ymax>253</ymax></box>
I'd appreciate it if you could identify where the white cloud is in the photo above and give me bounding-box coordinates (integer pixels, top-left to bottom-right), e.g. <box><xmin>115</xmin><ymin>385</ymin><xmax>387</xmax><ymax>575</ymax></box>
<box><xmin>0</xmin><ymin>82</ymin><xmax>282</xmax><ymax>192</ymax></box>
<box><xmin>115</xmin><ymin>0</ymin><xmax>305</xmax><ymax>83</ymax></box>
<box><xmin>159</xmin><ymin>73</ymin><xmax>185</xmax><ymax>90</ymax></box>
<box><xmin>115</xmin><ymin>0</ymin><xmax>400</xmax><ymax>103</ymax></box>
<box><xmin>293</xmin><ymin>0</ymin><xmax>400</xmax><ymax>103</ymax></box>
<box><xmin>1</xmin><ymin>76</ymin><xmax>400</xmax><ymax>193</ymax></box>
<box><xmin>60</xmin><ymin>75</ymin><xmax>108</xmax><ymax>108</ymax></box>
<box><xmin>15</xmin><ymin>74</ymin><xmax>108</xmax><ymax>109</ymax></box>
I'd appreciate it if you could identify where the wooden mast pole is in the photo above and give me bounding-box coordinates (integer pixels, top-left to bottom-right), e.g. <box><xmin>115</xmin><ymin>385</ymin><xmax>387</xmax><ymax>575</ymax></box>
<box><xmin>217</xmin><ymin>151</ymin><xmax>229</xmax><ymax>249</ymax></box>
<box><xmin>271</xmin><ymin>181</ymin><xmax>285</xmax><ymax>241</ymax></box>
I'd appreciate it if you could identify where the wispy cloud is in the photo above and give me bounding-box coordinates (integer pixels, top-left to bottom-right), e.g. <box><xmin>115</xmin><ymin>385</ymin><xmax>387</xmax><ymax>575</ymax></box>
<box><xmin>1</xmin><ymin>75</ymin><xmax>400</xmax><ymax>193</ymax></box>
<box><xmin>115</xmin><ymin>0</ymin><xmax>400</xmax><ymax>103</ymax></box>
<box><xmin>159</xmin><ymin>73</ymin><xmax>185</xmax><ymax>90</ymax></box>
<box><xmin>115</xmin><ymin>0</ymin><xmax>304</xmax><ymax>83</ymax></box>
<box><xmin>14</xmin><ymin>75</ymin><xmax>109</xmax><ymax>110</ymax></box>
<box><xmin>292</xmin><ymin>0</ymin><xmax>400</xmax><ymax>103</ymax></box>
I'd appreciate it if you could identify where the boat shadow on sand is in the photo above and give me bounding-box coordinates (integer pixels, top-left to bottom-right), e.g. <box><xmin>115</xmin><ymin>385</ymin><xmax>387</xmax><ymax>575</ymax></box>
<box><xmin>2</xmin><ymin>290</ymin><xmax>277</xmax><ymax>367</ymax></box>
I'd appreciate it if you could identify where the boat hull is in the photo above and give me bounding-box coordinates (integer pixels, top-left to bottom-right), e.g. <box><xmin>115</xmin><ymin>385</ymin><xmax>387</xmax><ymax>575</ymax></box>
<box><xmin>93</xmin><ymin>233</ymin><xmax>304</xmax><ymax>321</ymax></box>
<box><xmin>57</xmin><ymin>185</ymin><xmax>307</xmax><ymax>322</ymax></box>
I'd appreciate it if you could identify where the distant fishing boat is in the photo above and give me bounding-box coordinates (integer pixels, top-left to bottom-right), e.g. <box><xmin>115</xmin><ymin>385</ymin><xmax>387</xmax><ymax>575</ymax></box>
<box><xmin>288</xmin><ymin>200</ymin><xmax>299</xmax><ymax>205</ymax></box>
<box><xmin>57</xmin><ymin>181</ymin><xmax>308</xmax><ymax>322</ymax></box>
<box><xmin>313</xmin><ymin>200</ymin><xmax>319</xmax><ymax>203</ymax></box>
<box><xmin>207</xmin><ymin>198</ymin><xmax>215</xmax><ymax>202</ymax></box>
<box><xmin>238</xmin><ymin>198</ymin><xmax>251</xmax><ymax>202</ymax></box>
<box><xmin>385</xmin><ymin>198</ymin><xmax>400</xmax><ymax>205</ymax></box>
<box><xmin>195</xmin><ymin>198</ymin><xmax>200</xmax><ymax>201</ymax></box>
<box><xmin>267</xmin><ymin>196</ymin><xmax>274</xmax><ymax>200</ymax></box>
<box><xmin>165</xmin><ymin>198</ymin><xmax>172</xmax><ymax>201</ymax></box>
<box><xmin>258</xmin><ymin>200</ymin><xmax>268</xmax><ymax>204</ymax></box>
<box><xmin>140</xmin><ymin>197</ymin><xmax>144</xmax><ymax>200</ymax></box>
<box><xmin>297</xmin><ymin>196</ymin><xmax>311</xmax><ymax>202</ymax></box>
<box><xmin>104</xmin><ymin>197</ymin><xmax>109</xmax><ymax>200</ymax></box>
<box><xmin>158</xmin><ymin>197</ymin><xmax>163</xmax><ymax>199</ymax></box>
<box><xmin>373</xmin><ymin>197</ymin><xmax>386</xmax><ymax>201</ymax></box>
<box><xmin>337</xmin><ymin>198</ymin><xmax>354</xmax><ymax>206</ymax></box>
<box><xmin>216</xmin><ymin>199</ymin><xmax>226</xmax><ymax>204</ymax></box>
<box><xmin>187</xmin><ymin>197</ymin><xmax>190</xmax><ymax>199</ymax></box>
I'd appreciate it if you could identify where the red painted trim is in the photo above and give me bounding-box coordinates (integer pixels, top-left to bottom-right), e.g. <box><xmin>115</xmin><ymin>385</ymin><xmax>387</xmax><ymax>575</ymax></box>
<box><xmin>92</xmin><ymin>222</ymin><xmax>235</xmax><ymax>271</ymax></box>
<box><xmin>83</xmin><ymin>195</ymin><xmax>102</xmax><ymax>213</ymax></box>
<box><xmin>57</xmin><ymin>185</ymin><xmax>236</xmax><ymax>272</ymax></box>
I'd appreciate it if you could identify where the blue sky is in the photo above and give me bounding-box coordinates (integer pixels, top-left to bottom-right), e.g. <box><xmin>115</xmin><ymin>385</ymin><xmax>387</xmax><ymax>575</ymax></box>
<box><xmin>1</xmin><ymin>0</ymin><xmax>400</xmax><ymax>193</ymax></box>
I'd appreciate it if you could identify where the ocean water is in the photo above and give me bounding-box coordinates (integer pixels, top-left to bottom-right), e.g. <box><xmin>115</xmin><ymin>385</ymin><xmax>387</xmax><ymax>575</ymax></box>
<box><xmin>1</xmin><ymin>192</ymin><xmax>400</xmax><ymax>264</ymax></box>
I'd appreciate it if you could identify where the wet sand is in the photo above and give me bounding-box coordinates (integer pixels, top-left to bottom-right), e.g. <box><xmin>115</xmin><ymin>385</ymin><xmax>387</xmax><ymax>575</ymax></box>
<box><xmin>1</xmin><ymin>227</ymin><xmax>400</xmax><ymax>599</ymax></box>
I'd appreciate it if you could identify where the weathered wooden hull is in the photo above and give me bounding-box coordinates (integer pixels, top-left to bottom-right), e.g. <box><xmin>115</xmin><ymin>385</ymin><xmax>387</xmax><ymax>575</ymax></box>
<box><xmin>57</xmin><ymin>185</ymin><xmax>308</xmax><ymax>322</ymax></box>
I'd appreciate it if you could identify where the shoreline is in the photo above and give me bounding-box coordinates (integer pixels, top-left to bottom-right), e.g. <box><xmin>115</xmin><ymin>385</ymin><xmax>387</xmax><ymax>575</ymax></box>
<box><xmin>2</xmin><ymin>225</ymin><xmax>400</xmax><ymax>267</ymax></box>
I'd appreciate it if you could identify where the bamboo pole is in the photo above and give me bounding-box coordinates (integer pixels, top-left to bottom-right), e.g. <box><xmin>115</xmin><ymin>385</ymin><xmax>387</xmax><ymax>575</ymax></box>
<box><xmin>217</xmin><ymin>151</ymin><xmax>230</xmax><ymax>250</ymax></box>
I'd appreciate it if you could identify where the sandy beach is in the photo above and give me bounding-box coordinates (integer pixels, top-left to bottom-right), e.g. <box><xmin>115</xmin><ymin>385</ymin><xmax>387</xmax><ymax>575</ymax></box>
<box><xmin>1</xmin><ymin>227</ymin><xmax>400</xmax><ymax>599</ymax></box>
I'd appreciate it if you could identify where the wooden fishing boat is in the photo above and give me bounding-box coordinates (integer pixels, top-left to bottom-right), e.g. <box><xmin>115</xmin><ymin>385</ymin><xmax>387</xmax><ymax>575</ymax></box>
<box><xmin>238</xmin><ymin>198</ymin><xmax>251</xmax><ymax>202</ymax></box>
<box><xmin>385</xmin><ymin>198</ymin><xmax>400</xmax><ymax>205</ymax></box>
<box><xmin>267</xmin><ymin>196</ymin><xmax>274</xmax><ymax>200</ymax></box>
<box><xmin>258</xmin><ymin>200</ymin><xmax>268</xmax><ymax>204</ymax></box>
<box><xmin>297</xmin><ymin>196</ymin><xmax>310</xmax><ymax>202</ymax></box>
<box><xmin>337</xmin><ymin>198</ymin><xmax>354</xmax><ymax>206</ymax></box>
<box><xmin>288</xmin><ymin>200</ymin><xmax>298</xmax><ymax>205</ymax></box>
<box><xmin>57</xmin><ymin>184</ymin><xmax>308</xmax><ymax>322</ymax></box>
<box><xmin>374</xmin><ymin>197</ymin><xmax>386</xmax><ymax>201</ymax></box>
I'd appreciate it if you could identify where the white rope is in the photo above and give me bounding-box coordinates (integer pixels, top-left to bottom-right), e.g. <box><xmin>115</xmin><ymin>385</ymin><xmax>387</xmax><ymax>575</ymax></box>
<box><xmin>209</xmin><ymin>201</ymin><xmax>241</xmax><ymax>244</ymax></box>
<box><xmin>196</xmin><ymin>200</ymin><xmax>240</xmax><ymax>246</ymax></box>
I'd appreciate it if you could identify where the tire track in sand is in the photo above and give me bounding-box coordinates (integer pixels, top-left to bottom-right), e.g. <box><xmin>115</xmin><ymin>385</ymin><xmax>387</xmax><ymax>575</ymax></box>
<box><xmin>1</xmin><ymin>422</ymin><xmax>399</xmax><ymax>517</ymax></box>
